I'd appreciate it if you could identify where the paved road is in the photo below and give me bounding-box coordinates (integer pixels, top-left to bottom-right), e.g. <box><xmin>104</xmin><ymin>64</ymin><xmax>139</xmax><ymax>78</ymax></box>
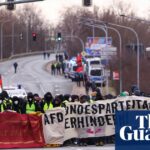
<box><xmin>0</xmin><ymin>54</ymin><xmax>74</xmax><ymax>97</ymax></box>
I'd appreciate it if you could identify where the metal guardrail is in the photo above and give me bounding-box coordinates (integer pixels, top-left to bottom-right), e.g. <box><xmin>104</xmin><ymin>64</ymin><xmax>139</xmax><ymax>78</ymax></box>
<box><xmin>0</xmin><ymin>49</ymin><xmax>64</xmax><ymax>62</ymax></box>
<box><xmin>9</xmin><ymin>49</ymin><xmax>65</xmax><ymax>59</ymax></box>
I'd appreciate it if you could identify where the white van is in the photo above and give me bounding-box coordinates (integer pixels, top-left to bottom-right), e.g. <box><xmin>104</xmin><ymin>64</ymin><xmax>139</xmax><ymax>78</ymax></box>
<box><xmin>87</xmin><ymin>66</ymin><xmax>106</xmax><ymax>86</ymax></box>
<box><xmin>2</xmin><ymin>85</ymin><xmax>27</xmax><ymax>98</ymax></box>
<box><xmin>85</xmin><ymin>57</ymin><xmax>101</xmax><ymax>68</ymax></box>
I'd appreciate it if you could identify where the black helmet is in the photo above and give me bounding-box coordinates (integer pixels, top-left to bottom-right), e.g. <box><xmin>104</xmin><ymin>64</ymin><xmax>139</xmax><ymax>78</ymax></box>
<box><xmin>44</xmin><ymin>92</ymin><xmax>53</xmax><ymax>101</ymax></box>
<box><xmin>71</xmin><ymin>95</ymin><xmax>79</xmax><ymax>102</ymax></box>
<box><xmin>63</xmin><ymin>94</ymin><xmax>70</xmax><ymax>101</ymax></box>
<box><xmin>27</xmin><ymin>92</ymin><xmax>34</xmax><ymax>101</ymax></box>
<box><xmin>1</xmin><ymin>90</ymin><xmax>9</xmax><ymax>99</ymax></box>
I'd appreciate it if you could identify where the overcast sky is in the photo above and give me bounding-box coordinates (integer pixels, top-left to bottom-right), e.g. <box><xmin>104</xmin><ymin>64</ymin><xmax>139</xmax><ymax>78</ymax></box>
<box><xmin>2</xmin><ymin>0</ymin><xmax>149</xmax><ymax>24</ymax></box>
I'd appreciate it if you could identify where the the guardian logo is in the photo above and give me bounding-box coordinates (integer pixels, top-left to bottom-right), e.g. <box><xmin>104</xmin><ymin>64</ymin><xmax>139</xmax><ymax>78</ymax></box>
<box><xmin>116</xmin><ymin>111</ymin><xmax>150</xmax><ymax>150</ymax></box>
<box><xmin>120</xmin><ymin>114</ymin><xmax>150</xmax><ymax>141</ymax></box>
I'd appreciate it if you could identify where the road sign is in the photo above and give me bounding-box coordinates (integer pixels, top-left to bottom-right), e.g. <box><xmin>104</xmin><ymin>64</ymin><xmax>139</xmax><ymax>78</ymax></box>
<box><xmin>113</xmin><ymin>71</ymin><xmax>119</xmax><ymax>80</ymax></box>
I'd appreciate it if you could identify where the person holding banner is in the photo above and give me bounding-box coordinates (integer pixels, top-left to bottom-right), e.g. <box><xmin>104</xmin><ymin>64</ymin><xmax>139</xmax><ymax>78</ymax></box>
<box><xmin>12</xmin><ymin>96</ymin><xmax>21</xmax><ymax>113</ymax></box>
<box><xmin>2</xmin><ymin>91</ymin><xmax>13</xmax><ymax>111</ymax></box>
<box><xmin>42</xmin><ymin>92</ymin><xmax>53</xmax><ymax>113</ymax></box>
<box><xmin>71</xmin><ymin>95</ymin><xmax>79</xmax><ymax>102</ymax></box>
<box><xmin>61</xmin><ymin>94</ymin><xmax>70</xmax><ymax>107</ymax></box>
<box><xmin>53</xmin><ymin>97</ymin><xmax>61</xmax><ymax>107</ymax></box>
<box><xmin>24</xmin><ymin>92</ymin><xmax>36</xmax><ymax>114</ymax></box>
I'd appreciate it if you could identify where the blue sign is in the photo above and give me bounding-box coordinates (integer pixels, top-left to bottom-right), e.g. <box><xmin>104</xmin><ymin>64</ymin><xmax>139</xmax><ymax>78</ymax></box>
<box><xmin>116</xmin><ymin>111</ymin><xmax>150</xmax><ymax>150</ymax></box>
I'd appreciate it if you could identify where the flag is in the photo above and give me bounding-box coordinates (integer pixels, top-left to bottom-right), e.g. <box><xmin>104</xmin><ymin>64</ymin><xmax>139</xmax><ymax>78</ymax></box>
<box><xmin>0</xmin><ymin>74</ymin><xmax>3</xmax><ymax>90</ymax></box>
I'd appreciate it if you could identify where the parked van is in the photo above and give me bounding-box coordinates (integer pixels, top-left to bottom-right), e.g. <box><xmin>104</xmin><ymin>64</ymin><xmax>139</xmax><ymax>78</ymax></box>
<box><xmin>2</xmin><ymin>85</ymin><xmax>27</xmax><ymax>98</ymax></box>
<box><xmin>87</xmin><ymin>66</ymin><xmax>106</xmax><ymax>86</ymax></box>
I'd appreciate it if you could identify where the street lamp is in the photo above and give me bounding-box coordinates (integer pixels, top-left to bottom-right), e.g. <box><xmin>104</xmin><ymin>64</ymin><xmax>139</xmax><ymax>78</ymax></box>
<box><xmin>120</xmin><ymin>14</ymin><xmax>150</xmax><ymax>24</ymax></box>
<box><xmin>11</xmin><ymin>21</ymin><xmax>18</xmax><ymax>56</ymax></box>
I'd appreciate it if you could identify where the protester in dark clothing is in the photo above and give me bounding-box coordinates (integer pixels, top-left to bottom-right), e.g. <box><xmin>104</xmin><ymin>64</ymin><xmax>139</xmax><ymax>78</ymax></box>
<box><xmin>56</xmin><ymin>54</ymin><xmax>59</xmax><ymax>61</ymax></box>
<box><xmin>61</xmin><ymin>62</ymin><xmax>65</xmax><ymax>74</ymax></box>
<box><xmin>13</xmin><ymin>62</ymin><xmax>18</xmax><ymax>73</ymax></box>
<box><xmin>47</xmin><ymin>52</ymin><xmax>50</xmax><ymax>59</ymax></box>
<box><xmin>61</xmin><ymin>94</ymin><xmax>70</xmax><ymax>107</ymax></box>
<box><xmin>95</xmin><ymin>88</ymin><xmax>104</xmax><ymax>100</ymax></box>
<box><xmin>71</xmin><ymin>95</ymin><xmax>79</xmax><ymax>102</ymax></box>
<box><xmin>56</xmin><ymin>63</ymin><xmax>61</xmax><ymax>75</ymax></box>
<box><xmin>2</xmin><ymin>91</ymin><xmax>13</xmax><ymax>110</ymax></box>
<box><xmin>34</xmin><ymin>93</ymin><xmax>43</xmax><ymax>112</ymax></box>
<box><xmin>78</xmin><ymin>95</ymin><xmax>89</xmax><ymax>146</ymax></box>
<box><xmin>59</xmin><ymin>54</ymin><xmax>63</xmax><ymax>62</ymax></box>
<box><xmin>85</xmin><ymin>80</ymin><xmax>91</xmax><ymax>95</ymax></box>
<box><xmin>75</xmin><ymin>73</ymin><xmax>81</xmax><ymax>87</ymax></box>
<box><xmin>93</xmin><ymin>88</ymin><xmax>105</xmax><ymax>146</ymax></box>
<box><xmin>53</xmin><ymin>97</ymin><xmax>61</xmax><ymax>107</ymax></box>
<box><xmin>83</xmin><ymin>73</ymin><xmax>87</xmax><ymax>86</ymax></box>
<box><xmin>43</xmin><ymin>52</ymin><xmax>46</xmax><ymax>59</ymax></box>
<box><xmin>12</xmin><ymin>96</ymin><xmax>21</xmax><ymax>113</ymax></box>
<box><xmin>51</xmin><ymin>63</ymin><xmax>55</xmax><ymax>75</ymax></box>
<box><xmin>80</xmin><ymin>95</ymin><xmax>88</xmax><ymax>104</ymax></box>
<box><xmin>91</xmin><ymin>81</ymin><xmax>97</xmax><ymax>91</ymax></box>
<box><xmin>1</xmin><ymin>90</ymin><xmax>9</xmax><ymax>99</ymax></box>
<box><xmin>19</xmin><ymin>97</ymin><xmax>26</xmax><ymax>114</ymax></box>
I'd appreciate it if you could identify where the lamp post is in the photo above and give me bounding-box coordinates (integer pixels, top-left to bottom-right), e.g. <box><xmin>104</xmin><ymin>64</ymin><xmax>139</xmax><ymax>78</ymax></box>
<box><xmin>107</xmin><ymin>22</ymin><xmax>140</xmax><ymax>90</ymax></box>
<box><xmin>0</xmin><ymin>20</ymin><xmax>12</xmax><ymax>61</ymax></box>
<box><xmin>11</xmin><ymin>21</ymin><xmax>18</xmax><ymax>56</ymax></box>
<box><xmin>26</xmin><ymin>21</ymin><xmax>29</xmax><ymax>53</ymax></box>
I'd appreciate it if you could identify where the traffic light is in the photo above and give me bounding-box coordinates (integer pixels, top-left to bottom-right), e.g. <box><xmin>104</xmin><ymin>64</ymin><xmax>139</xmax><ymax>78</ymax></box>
<box><xmin>83</xmin><ymin>0</ymin><xmax>92</xmax><ymax>6</ymax></box>
<box><xmin>7</xmin><ymin>0</ymin><xmax>15</xmax><ymax>11</ymax></box>
<box><xmin>57</xmin><ymin>32</ymin><xmax>61</xmax><ymax>41</ymax></box>
<box><xmin>32</xmin><ymin>32</ymin><xmax>37</xmax><ymax>41</ymax></box>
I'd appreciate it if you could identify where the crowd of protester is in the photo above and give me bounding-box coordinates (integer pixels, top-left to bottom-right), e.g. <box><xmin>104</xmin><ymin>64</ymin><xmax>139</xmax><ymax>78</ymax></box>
<box><xmin>0</xmin><ymin>84</ymin><xmax>149</xmax><ymax>146</ymax></box>
<box><xmin>0</xmin><ymin>87</ymin><xmax>114</xmax><ymax>146</ymax></box>
<box><xmin>0</xmin><ymin>87</ymin><xmax>108</xmax><ymax>114</ymax></box>
<box><xmin>51</xmin><ymin>62</ymin><xmax>65</xmax><ymax>75</ymax></box>
<box><xmin>51</xmin><ymin>54</ymin><xmax>65</xmax><ymax>75</ymax></box>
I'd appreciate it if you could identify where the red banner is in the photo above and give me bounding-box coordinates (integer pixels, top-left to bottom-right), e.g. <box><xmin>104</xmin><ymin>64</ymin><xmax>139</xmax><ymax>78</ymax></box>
<box><xmin>0</xmin><ymin>112</ymin><xmax>45</xmax><ymax>148</ymax></box>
